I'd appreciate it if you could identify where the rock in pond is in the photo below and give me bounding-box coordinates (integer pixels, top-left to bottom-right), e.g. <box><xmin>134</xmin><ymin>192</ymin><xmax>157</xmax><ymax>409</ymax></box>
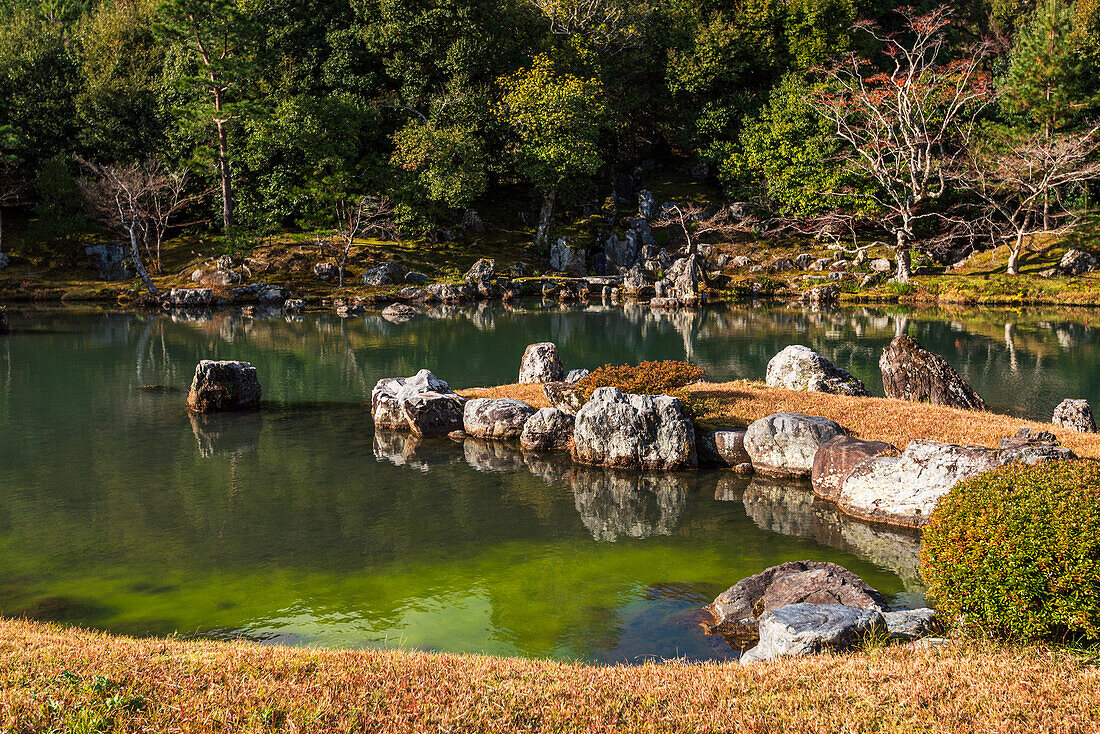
<box><xmin>518</xmin><ymin>342</ymin><xmax>565</xmax><ymax>384</ymax></box>
<box><xmin>705</xmin><ymin>560</ymin><xmax>888</xmax><ymax>645</ymax></box>
<box><xmin>740</xmin><ymin>604</ymin><xmax>887</xmax><ymax>664</ymax></box>
<box><xmin>1053</xmin><ymin>398</ymin><xmax>1096</xmax><ymax>433</ymax></box>
<box><xmin>837</xmin><ymin>438</ymin><xmax>1075</xmax><ymax>528</ymax></box>
<box><xmin>187</xmin><ymin>360</ymin><xmax>262</xmax><ymax>413</ymax></box>
<box><xmin>879</xmin><ymin>335</ymin><xmax>986</xmax><ymax>411</ymax></box>
<box><xmin>766</xmin><ymin>345</ymin><xmax>868</xmax><ymax>397</ymax></box>
<box><xmin>371</xmin><ymin>369</ymin><xmax>465</xmax><ymax>434</ymax></box>
<box><xmin>811</xmin><ymin>435</ymin><xmax>898</xmax><ymax>502</ymax></box>
<box><xmin>743</xmin><ymin>412</ymin><xmax>845</xmax><ymax>478</ymax></box>
<box><xmin>572</xmin><ymin>387</ymin><xmax>696</xmax><ymax>471</ymax></box>
<box><xmin>463</xmin><ymin>398</ymin><xmax>537</xmax><ymax>440</ymax></box>
<box><xmin>381</xmin><ymin>302</ymin><xmax>418</xmax><ymax>320</ymax></box>
<box><xmin>696</xmin><ymin>427</ymin><xmax>753</xmax><ymax>471</ymax></box>
<box><xmin>401</xmin><ymin>390</ymin><xmax>466</xmax><ymax>437</ymax></box>
<box><xmin>168</xmin><ymin>288</ymin><xmax>214</xmax><ymax>308</ymax></box>
<box><xmin>520</xmin><ymin>407</ymin><xmax>575</xmax><ymax>451</ymax></box>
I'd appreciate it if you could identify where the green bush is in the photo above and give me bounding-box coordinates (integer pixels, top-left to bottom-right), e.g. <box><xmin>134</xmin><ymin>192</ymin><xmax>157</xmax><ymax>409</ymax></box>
<box><xmin>575</xmin><ymin>361</ymin><xmax>705</xmax><ymax>402</ymax></box>
<box><xmin>920</xmin><ymin>460</ymin><xmax>1100</xmax><ymax>642</ymax></box>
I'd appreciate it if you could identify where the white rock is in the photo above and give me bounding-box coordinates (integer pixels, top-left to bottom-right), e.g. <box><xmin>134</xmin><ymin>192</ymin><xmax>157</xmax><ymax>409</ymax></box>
<box><xmin>744</xmin><ymin>412</ymin><xmax>845</xmax><ymax>477</ymax></box>
<box><xmin>518</xmin><ymin>342</ymin><xmax>565</xmax><ymax>384</ymax></box>
<box><xmin>572</xmin><ymin>387</ymin><xmax>696</xmax><ymax>470</ymax></box>
<box><xmin>740</xmin><ymin>604</ymin><xmax>886</xmax><ymax>664</ymax></box>
<box><xmin>766</xmin><ymin>345</ymin><xmax>868</xmax><ymax>396</ymax></box>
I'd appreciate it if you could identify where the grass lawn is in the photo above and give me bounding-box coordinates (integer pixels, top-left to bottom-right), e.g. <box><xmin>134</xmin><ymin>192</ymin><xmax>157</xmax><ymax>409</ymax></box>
<box><xmin>0</xmin><ymin>618</ymin><xmax>1097</xmax><ymax>733</ymax></box>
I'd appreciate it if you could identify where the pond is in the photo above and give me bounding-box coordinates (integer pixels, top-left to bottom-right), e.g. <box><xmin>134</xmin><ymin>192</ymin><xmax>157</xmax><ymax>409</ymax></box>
<box><xmin>1</xmin><ymin>301</ymin><xmax>1097</xmax><ymax>663</ymax></box>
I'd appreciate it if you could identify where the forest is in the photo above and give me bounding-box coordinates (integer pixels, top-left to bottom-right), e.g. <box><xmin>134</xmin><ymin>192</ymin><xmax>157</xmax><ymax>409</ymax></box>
<box><xmin>1</xmin><ymin>0</ymin><xmax>1099</xmax><ymax>284</ymax></box>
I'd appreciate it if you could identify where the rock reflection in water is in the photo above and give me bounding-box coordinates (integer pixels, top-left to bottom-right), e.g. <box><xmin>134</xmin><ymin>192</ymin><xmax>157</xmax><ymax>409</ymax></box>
<box><xmin>372</xmin><ymin>430</ymin><xmax>465</xmax><ymax>472</ymax></box>
<box><xmin>189</xmin><ymin>412</ymin><xmax>263</xmax><ymax>458</ymax></box>
<box><xmin>740</xmin><ymin>477</ymin><xmax>924</xmax><ymax>590</ymax></box>
<box><xmin>463</xmin><ymin>438</ymin><xmax>528</xmax><ymax>473</ymax></box>
<box><xmin>570</xmin><ymin>467</ymin><xmax>690</xmax><ymax>542</ymax></box>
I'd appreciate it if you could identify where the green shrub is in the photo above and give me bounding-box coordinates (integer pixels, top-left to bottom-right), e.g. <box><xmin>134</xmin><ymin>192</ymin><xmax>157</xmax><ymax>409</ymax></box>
<box><xmin>575</xmin><ymin>361</ymin><xmax>705</xmax><ymax>402</ymax></box>
<box><xmin>920</xmin><ymin>460</ymin><xmax>1100</xmax><ymax>642</ymax></box>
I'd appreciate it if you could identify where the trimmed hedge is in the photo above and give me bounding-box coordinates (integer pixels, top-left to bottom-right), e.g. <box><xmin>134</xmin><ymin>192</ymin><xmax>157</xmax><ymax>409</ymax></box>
<box><xmin>920</xmin><ymin>460</ymin><xmax>1100</xmax><ymax>642</ymax></box>
<box><xmin>575</xmin><ymin>361</ymin><xmax>705</xmax><ymax>402</ymax></box>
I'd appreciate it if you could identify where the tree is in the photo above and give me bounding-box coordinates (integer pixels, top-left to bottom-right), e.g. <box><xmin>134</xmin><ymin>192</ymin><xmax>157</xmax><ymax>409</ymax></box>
<box><xmin>960</xmin><ymin>125</ymin><xmax>1100</xmax><ymax>275</ymax></box>
<box><xmin>526</xmin><ymin>0</ymin><xmax>646</xmax><ymax>55</ymax></box>
<box><xmin>157</xmin><ymin>0</ymin><xmax>259</xmax><ymax>229</ymax></box>
<box><xmin>499</xmin><ymin>53</ymin><xmax>605</xmax><ymax>250</ymax></box>
<box><xmin>77</xmin><ymin>158</ymin><xmax>199</xmax><ymax>293</ymax></box>
<box><xmin>809</xmin><ymin>6</ymin><xmax>993</xmax><ymax>282</ymax></box>
<box><xmin>651</xmin><ymin>202</ymin><xmax>738</xmax><ymax>255</ymax></box>
<box><xmin>329</xmin><ymin>193</ymin><xmax>398</xmax><ymax>288</ymax></box>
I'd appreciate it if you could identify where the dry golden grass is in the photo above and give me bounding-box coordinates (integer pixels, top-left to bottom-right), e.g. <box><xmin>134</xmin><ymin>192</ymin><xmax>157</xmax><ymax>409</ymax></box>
<box><xmin>1</xmin><ymin>618</ymin><xmax>1098</xmax><ymax>733</ymax></box>
<box><xmin>460</xmin><ymin>380</ymin><xmax>1100</xmax><ymax>459</ymax></box>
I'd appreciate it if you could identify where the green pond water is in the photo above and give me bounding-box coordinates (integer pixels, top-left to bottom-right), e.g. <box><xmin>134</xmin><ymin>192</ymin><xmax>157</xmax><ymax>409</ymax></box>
<box><xmin>1</xmin><ymin>301</ymin><xmax>1097</xmax><ymax>663</ymax></box>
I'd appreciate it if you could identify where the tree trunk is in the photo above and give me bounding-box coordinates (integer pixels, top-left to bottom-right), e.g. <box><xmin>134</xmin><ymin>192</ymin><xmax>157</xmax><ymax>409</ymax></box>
<box><xmin>536</xmin><ymin>190</ymin><xmax>556</xmax><ymax>252</ymax></box>
<box><xmin>1007</xmin><ymin>233</ymin><xmax>1024</xmax><ymax>276</ymax></box>
<box><xmin>0</xmin><ymin>206</ymin><xmax>4</xmax><ymax>255</ymax></box>
<box><xmin>339</xmin><ymin>245</ymin><xmax>348</xmax><ymax>288</ymax></box>
<box><xmin>128</xmin><ymin>226</ymin><xmax>159</xmax><ymax>297</ymax></box>
<box><xmin>216</xmin><ymin>119</ymin><xmax>234</xmax><ymax>229</ymax></box>
<box><xmin>894</xmin><ymin>230</ymin><xmax>912</xmax><ymax>283</ymax></box>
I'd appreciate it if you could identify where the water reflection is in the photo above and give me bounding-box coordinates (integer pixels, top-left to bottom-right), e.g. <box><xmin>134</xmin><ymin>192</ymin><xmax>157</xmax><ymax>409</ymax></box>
<box><xmin>189</xmin><ymin>412</ymin><xmax>264</xmax><ymax>458</ymax></box>
<box><xmin>570</xmin><ymin>468</ymin><xmax>691</xmax><ymax>542</ymax></box>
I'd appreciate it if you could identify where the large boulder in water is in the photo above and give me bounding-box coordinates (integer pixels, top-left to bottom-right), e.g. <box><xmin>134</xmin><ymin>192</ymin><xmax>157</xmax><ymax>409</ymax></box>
<box><xmin>518</xmin><ymin>342</ymin><xmax>565</xmax><ymax>384</ymax></box>
<box><xmin>766</xmin><ymin>345</ymin><xmax>868</xmax><ymax>397</ymax></box>
<box><xmin>705</xmin><ymin>560</ymin><xmax>888</xmax><ymax>645</ymax></box>
<box><xmin>572</xmin><ymin>387</ymin><xmax>696</xmax><ymax>470</ymax></box>
<box><xmin>740</xmin><ymin>604</ymin><xmax>887</xmax><ymax>664</ymax></box>
<box><xmin>169</xmin><ymin>288</ymin><xmax>214</xmax><ymax>308</ymax></box>
<box><xmin>879</xmin><ymin>335</ymin><xmax>985</xmax><ymax>410</ymax></box>
<box><xmin>401</xmin><ymin>390</ymin><xmax>465</xmax><ymax>437</ymax></box>
<box><xmin>811</xmin><ymin>435</ymin><xmax>898</xmax><ymax>502</ymax></box>
<box><xmin>744</xmin><ymin>412</ymin><xmax>844</xmax><ymax>478</ymax></box>
<box><xmin>187</xmin><ymin>360</ymin><xmax>262</xmax><ymax>413</ymax></box>
<box><xmin>837</xmin><ymin>437</ymin><xmax>1075</xmax><ymax>528</ymax></box>
<box><xmin>371</xmin><ymin>369</ymin><xmax>465</xmax><ymax>433</ymax></box>
<box><xmin>520</xmin><ymin>407</ymin><xmax>575</xmax><ymax>451</ymax></box>
<box><xmin>463</xmin><ymin>398</ymin><xmax>537</xmax><ymax>440</ymax></box>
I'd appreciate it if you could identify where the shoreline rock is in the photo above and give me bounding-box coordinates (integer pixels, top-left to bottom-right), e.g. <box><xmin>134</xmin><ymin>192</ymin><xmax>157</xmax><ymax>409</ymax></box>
<box><xmin>572</xmin><ymin>387</ymin><xmax>696</xmax><ymax>470</ymax></box>
<box><xmin>766</xmin><ymin>345</ymin><xmax>868</xmax><ymax>397</ymax></box>
<box><xmin>744</xmin><ymin>412</ymin><xmax>845</xmax><ymax>478</ymax></box>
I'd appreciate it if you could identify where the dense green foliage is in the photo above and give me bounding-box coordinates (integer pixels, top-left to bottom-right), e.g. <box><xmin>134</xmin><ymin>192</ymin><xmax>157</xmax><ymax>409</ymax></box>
<box><xmin>0</xmin><ymin>0</ymin><xmax>1097</xmax><ymax>253</ymax></box>
<box><xmin>921</xmin><ymin>460</ymin><xmax>1100</xmax><ymax>642</ymax></box>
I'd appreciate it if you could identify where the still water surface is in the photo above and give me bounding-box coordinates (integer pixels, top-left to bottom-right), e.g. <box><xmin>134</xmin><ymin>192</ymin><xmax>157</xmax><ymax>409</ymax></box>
<box><xmin>1</xmin><ymin>302</ymin><xmax>1097</xmax><ymax>662</ymax></box>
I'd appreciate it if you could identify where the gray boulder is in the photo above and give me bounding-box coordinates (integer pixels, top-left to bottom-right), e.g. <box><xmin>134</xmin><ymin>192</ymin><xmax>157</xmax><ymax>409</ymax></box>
<box><xmin>1053</xmin><ymin>399</ymin><xmax>1096</xmax><ymax>433</ymax></box>
<box><xmin>203</xmin><ymin>269</ymin><xmax>241</xmax><ymax>287</ymax></box>
<box><xmin>550</xmin><ymin>237</ymin><xmax>586</xmax><ymax>275</ymax></box>
<box><xmin>604</xmin><ymin>232</ymin><xmax>639</xmax><ymax>270</ymax></box>
<box><xmin>401</xmin><ymin>390</ymin><xmax>466</xmax><ymax>437</ymax></box>
<box><xmin>880</xmin><ymin>335</ymin><xmax>986</xmax><ymax>411</ymax></box>
<box><xmin>730</xmin><ymin>255</ymin><xmax>751</xmax><ymax>269</ymax></box>
<box><xmin>744</xmin><ymin>412</ymin><xmax>845</xmax><ymax>477</ymax></box>
<box><xmin>425</xmin><ymin>283</ymin><xmax>472</xmax><ymax>303</ymax></box>
<box><xmin>462</xmin><ymin>209</ymin><xmax>484</xmax><ymax>234</ymax></box>
<box><xmin>883</xmin><ymin>608</ymin><xmax>938</xmax><ymax>640</ymax></box>
<box><xmin>520</xmin><ymin>407</ymin><xmax>575</xmax><ymax>451</ymax></box>
<box><xmin>361</xmin><ymin>261</ymin><xmax>405</xmax><ymax>286</ymax></box>
<box><xmin>518</xmin><ymin>342</ymin><xmax>565</xmax><ymax>384</ymax></box>
<box><xmin>638</xmin><ymin>189</ymin><xmax>658</xmax><ymax>219</ymax></box>
<box><xmin>543</xmin><ymin>381</ymin><xmax>586</xmax><ymax>415</ymax></box>
<box><xmin>565</xmin><ymin>368</ymin><xmax>590</xmax><ymax>383</ymax></box>
<box><xmin>463</xmin><ymin>398</ymin><xmax>537</xmax><ymax>440</ymax></box>
<box><xmin>187</xmin><ymin>360</ymin><xmax>262</xmax><ymax>413</ymax></box>
<box><xmin>314</xmin><ymin>262</ymin><xmax>339</xmax><ymax>281</ymax></box>
<box><xmin>85</xmin><ymin>243</ymin><xmax>131</xmax><ymax>281</ymax></box>
<box><xmin>811</xmin><ymin>435</ymin><xmax>898</xmax><ymax>502</ymax></box>
<box><xmin>837</xmin><ymin>438</ymin><xmax>1075</xmax><ymax>528</ymax></box>
<box><xmin>1059</xmin><ymin>248</ymin><xmax>1099</xmax><ymax>275</ymax></box>
<box><xmin>372</xmin><ymin>369</ymin><xmax>462</xmax><ymax>432</ymax></box>
<box><xmin>464</xmin><ymin>258</ymin><xmax>495</xmax><ymax>283</ymax></box>
<box><xmin>706</xmin><ymin>561</ymin><xmax>888</xmax><ymax>645</ymax></box>
<box><xmin>740</xmin><ymin>604</ymin><xmax>887</xmax><ymax>664</ymax></box>
<box><xmin>696</xmin><ymin>427</ymin><xmax>753</xmax><ymax>471</ymax></box>
<box><xmin>766</xmin><ymin>345</ymin><xmax>869</xmax><ymax>397</ymax></box>
<box><xmin>382</xmin><ymin>303</ymin><xmax>418</xmax><ymax>320</ymax></box>
<box><xmin>283</xmin><ymin>299</ymin><xmax>305</xmax><ymax>313</ymax></box>
<box><xmin>405</xmin><ymin>272</ymin><xmax>431</xmax><ymax>284</ymax></box>
<box><xmin>869</xmin><ymin>258</ymin><xmax>893</xmax><ymax>273</ymax></box>
<box><xmin>169</xmin><ymin>288</ymin><xmax>214</xmax><ymax>308</ymax></box>
<box><xmin>0</xmin><ymin>252</ymin><xmax>8</xmax><ymax>269</ymax></box>
<box><xmin>572</xmin><ymin>387</ymin><xmax>696</xmax><ymax>470</ymax></box>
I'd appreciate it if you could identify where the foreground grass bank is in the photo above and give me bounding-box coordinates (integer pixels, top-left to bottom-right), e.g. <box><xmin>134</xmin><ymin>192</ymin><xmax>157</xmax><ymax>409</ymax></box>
<box><xmin>463</xmin><ymin>380</ymin><xmax>1100</xmax><ymax>459</ymax></box>
<box><xmin>1</xmin><ymin>618</ymin><xmax>1098</xmax><ymax>733</ymax></box>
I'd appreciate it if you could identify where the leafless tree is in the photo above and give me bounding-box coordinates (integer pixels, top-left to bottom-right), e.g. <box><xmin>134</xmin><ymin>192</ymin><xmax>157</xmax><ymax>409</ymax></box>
<box><xmin>527</xmin><ymin>0</ymin><xmax>644</xmax><ymax>54</ymax></box>
<box><xmin>77</xmin><ymin>158</ymin><xmax>201</xmax><ymax>295</ymax></box>
<box><xmin>329</xmin><ymin>195</ymin><xmax>398</xmax><ymax>287</ymax></box>
<box><xmin>809</xmin><ymin>6</ymin><xmax>994</xmax><ymax>282</ymax></box>
<box><xmin>651</xmin><ymin>202</ymin><xmax>738</xmax><ymax>255</ymax></box>
<box><xmin>958</xmin><ymin>126</ymin><xmax>1100</xmax><ymax>274</ymax></box>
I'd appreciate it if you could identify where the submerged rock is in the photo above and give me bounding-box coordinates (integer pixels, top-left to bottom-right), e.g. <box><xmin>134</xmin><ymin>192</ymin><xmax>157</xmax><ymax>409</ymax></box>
<box><xmin>518</xmin><ymin>342</ymin><xmax>565</xmax><ymax>384</ymax></box>
<box><xmin>187</xmin><ymin>360</ymin><xmax>262</xmax><ymax>413</ymax></box>
<box><xmin>572</xmin><ymin>387</ymin><xmax>696</xmax><ymax>470</ymax></box>
<box><xmin>879</xmin><ymin>335</ymin><xmax>985</xmax><ymax>411</ymax></box>
<box><xmin>743</xmin><ymin>412</ymin><xmax>845</xmax><ymax>478</ymax></box>
<box><xmin>706</xmin><ymin>561</ymin><xmax>888</xmax><ymax>646</ymax></box>
<box><xmin>766</xmin><ymin>345</ymin><xmax>868</xmax><ymax>396</ymax></box>
<box><xmin>463</xmin><ymin>398</ymin><xmax>537</xmax><ymax>440</ymax></box>
<box><xmin>740</xmin><ymin>604</ymin><xmax>887</xmax><ymax>664</ymax></box>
